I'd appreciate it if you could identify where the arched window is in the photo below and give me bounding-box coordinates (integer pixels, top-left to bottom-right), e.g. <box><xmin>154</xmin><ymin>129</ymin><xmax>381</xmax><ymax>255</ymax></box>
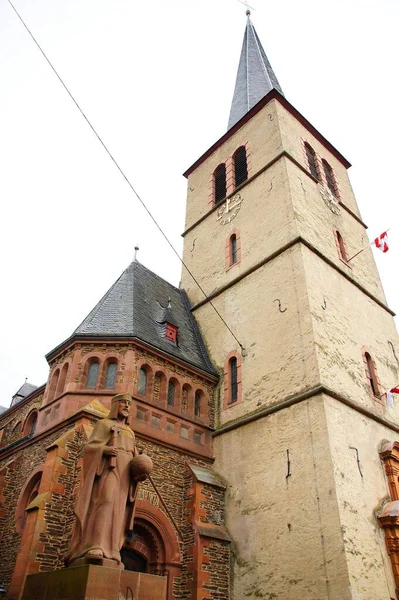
<box><xmin>15</xmin><ymin>471</ymin><xmax>42</xmax><ymax>533</ymax></box>
<box><xmin>86</xmin><ymin>360</ymin><xmax>99</xmax><ymax>388</ymax></box>
<box><xmin>153</xmin><ymin>371</ymin><xmax>167</xmax><ymax>403</ymax></box>
<box><xmin>48</xmin><ymin>368</ymin><xmax>60</xmax><ymax>402</ymax></box>
<box><xmin>214</xmin><ymin>164</ymin><xmax>227</xmax><ymax>204</ymax></box>
<box><xmin>138</xmin><ymin>367</ymin><xmax>148</xmax><ymax>395</ymax></box>
<box><xmin>304</xmin><ymin>143</ymin><xmax>320</xmax><ymax>180</ymax></box>
<box><xmin>194</xmin><ymin>391</ymin><xmax>202</xmax><ymax>417</ymax></box>
<box><xmin>226</xmin><ymin>230</ymin><xmax>241</xmax><ymax>270</ymax></box>
<box><xmin>230</xmin><ymin>357</ymin><xmax>238</xmax><ymax>403</ymax></box>
<box><xmin>231</xmin><ymin>234</ymin><xmax>237</xmax><ymax>264</ymax></box>
<box><xmin>334</xmin><ymin>230</ymin><xmax>348</xmax><ymax>263</ymax></box>
<box><xmin>224</xmin><ymin>352</ymin><xmax>242</xmax><ymax>408</ymax></box>
<box><xmin>233</xmin><ymin>146</ymin><xmax>248</xmax><ymax>187</ymax></box>
<box><xmin>364</xmin><ymin>352</ymin><xmax>380</xmax><ymax>397</ymax></box>
<box><xmin>105</xmin><ymin>361</ymin><xmax>117</xmax><ymax>388</ymax></box>
<box><xmin>322</xmin><ymin>159</ymin><xmax>339</xmax><ymax>197</ymax></box>
<box><xmin>23</xmin><ymin>411</ymin><xmax>38</xmax><ymax>437</ymax></box>
<box><xmin>167</xmin><ymin>380</ymin><xmax>175</xmax><ymax>407</ymax></box>
<box><xmin>182</xmin><ymin>384</ymin><xmax>192</xmax><ymax>412</ymax></box>
<box><xmin>56</xmin><ymin>362</ymin><xmax>69</xmax><ymax>397</ymax></box>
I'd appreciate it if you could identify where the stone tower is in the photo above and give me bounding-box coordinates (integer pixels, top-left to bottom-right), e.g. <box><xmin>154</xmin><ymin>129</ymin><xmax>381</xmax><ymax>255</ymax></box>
<box><xmin>181</xmin><ymin>12</ymin><xmax>399</xmax><ymax>600</ymax></box>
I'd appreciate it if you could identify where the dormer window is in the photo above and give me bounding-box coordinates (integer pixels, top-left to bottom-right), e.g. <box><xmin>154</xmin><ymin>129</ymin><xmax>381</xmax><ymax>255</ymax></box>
<box><xmin>165</xmin><ymin>323</ymin><xmax>178</xmax><ymax>343</ymax></box>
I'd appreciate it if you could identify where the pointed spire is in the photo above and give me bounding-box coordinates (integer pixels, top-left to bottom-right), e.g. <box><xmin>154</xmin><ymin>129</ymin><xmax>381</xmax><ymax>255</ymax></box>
<box><xmin>228</xmin><ymin>13</ymin><xmax>283</xmax><ymax>130</ymax></box>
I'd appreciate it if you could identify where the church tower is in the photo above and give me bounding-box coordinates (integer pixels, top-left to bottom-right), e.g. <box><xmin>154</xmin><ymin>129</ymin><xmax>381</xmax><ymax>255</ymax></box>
<box><xmin>181</xmin><ymin>12</ymin><xmax>399</xmax><ymax>600</ymax></box>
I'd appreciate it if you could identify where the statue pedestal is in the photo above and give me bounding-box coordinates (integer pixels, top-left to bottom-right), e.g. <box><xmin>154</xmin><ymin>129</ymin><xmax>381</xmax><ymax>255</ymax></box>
<box><xmin>20</xmin><ymin>564</ymin><xmax>167</xmax><ymax>600</ymax></box>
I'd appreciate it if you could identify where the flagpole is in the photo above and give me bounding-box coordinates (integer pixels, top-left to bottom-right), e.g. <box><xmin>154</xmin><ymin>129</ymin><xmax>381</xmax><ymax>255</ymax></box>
<box><xmin>346</xmin><ymin>229</ymin><xmax>390</xmax><ymax>263</ymax></box>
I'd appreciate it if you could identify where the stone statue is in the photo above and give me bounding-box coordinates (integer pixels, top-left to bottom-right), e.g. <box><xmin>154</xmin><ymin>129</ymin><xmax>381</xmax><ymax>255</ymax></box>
<box><xmin>65</xmin><ymin>393</ymin><xmax>152</xmax><ymax>569</ymax></box>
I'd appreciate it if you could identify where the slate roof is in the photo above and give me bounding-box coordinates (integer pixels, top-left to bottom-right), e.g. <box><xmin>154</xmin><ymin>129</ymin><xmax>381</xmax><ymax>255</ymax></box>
<box><xmin>11</xmin><ymin>381</ymin><xmax>38</xmax><ymax>406</ymax></box>
<box><xmin>228</xmin><ymin>13</ymin><xmax>284</xmax><ymax>130</ymax></box>
<box><xmin>0</xmin><ymin>406</ymin><xmax>7</xmax><ymax>415</ymax></box>
<box><xmin>73</xmin><ymin>260</ymin><xmax>216</xmax><ymax>376</ymax></box>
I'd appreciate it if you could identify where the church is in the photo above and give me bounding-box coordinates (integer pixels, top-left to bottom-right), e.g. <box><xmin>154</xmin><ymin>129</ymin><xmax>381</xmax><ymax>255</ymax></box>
<box><xmin>1</xmin><ymin>11</ymin><xmax>399</xmax><ymax>600</ymax></box>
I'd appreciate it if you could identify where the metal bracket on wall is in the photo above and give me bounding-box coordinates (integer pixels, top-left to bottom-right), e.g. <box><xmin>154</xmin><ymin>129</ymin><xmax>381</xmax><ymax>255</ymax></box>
<box><xmin>274</xmin><ymin>299</ymin><xmax>287</xmax><ymax>313</ymax></box>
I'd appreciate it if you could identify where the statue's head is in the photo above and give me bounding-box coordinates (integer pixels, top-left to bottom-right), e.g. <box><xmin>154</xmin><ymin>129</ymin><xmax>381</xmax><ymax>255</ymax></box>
<box><xmin>108</xmin><ymin>393</ymin><xmax>132</xmax><ymax>424</ymax></box>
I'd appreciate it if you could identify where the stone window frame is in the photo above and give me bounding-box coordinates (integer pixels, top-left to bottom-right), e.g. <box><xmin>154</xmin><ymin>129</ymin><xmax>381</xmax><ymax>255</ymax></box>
<box><xmin>212</xmin><ymin>163</ymin><xmax>227</xmax><ymax>205</ymax></box>
<box><xmin>225</xmin><ymin>229</ymin><xmax>241</xmax><ymax>271</ymax></box>
<box><xmin>137</xmin><ymin>363</ymin><xmax>152</xmax><ymax>397</ymax></box>
<box><xmin>22</xmin><ymin>409</ymin><xmax>38</xmax><ymax>437</ymax></box>
<box><xmin>361</xmin><ymin>347</ymin><xmax>383</xmax><ymax>403</ymax></box>
<box><xmin>333</xmin><ymin>228</ymin><xmax>350</xmax><ymax>266</ymax></box>
<box><xmin>302</xmin><ymin>140</ymin><xmax>321</xmax><ymax>181</ymax></box>
<box><xmin>322</xmin><ymin>158</ymin><xmax>340</xmax><ymax>199</ymax></box>
<box><xmin>15</xmin><ymin>468</ymin><xmax>43</xmax><ymax>534</ymax></box>
<box><xmin>223</xmin><ymin>351</ymin><xmax>243</xmax><ymax>409</ymax></box>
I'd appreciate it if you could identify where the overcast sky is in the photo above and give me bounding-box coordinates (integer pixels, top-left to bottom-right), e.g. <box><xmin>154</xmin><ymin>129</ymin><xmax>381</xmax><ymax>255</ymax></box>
<box><xmin>1</xmin><ymin>0</ymin><xmax>398</xmax><ymax>407</ymax></box>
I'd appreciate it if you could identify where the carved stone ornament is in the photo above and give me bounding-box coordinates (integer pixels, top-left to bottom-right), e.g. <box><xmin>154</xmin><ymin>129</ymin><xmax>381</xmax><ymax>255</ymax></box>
<box><xmin>319</xmin><ymin>184</ymin><xmax>340</xmax><ymax>215</ymax></box>
<box><xmin>216</xmin><ymin>193</ymin><xmax>243</xmax><ymax>225</ymax></box>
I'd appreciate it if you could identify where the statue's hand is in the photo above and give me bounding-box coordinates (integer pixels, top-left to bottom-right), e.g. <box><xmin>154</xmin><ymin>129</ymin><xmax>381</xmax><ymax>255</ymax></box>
<box><xmin>103</xmin><ymin>447</ymin><xmax>118</xmax><ymax>457</ymax></box>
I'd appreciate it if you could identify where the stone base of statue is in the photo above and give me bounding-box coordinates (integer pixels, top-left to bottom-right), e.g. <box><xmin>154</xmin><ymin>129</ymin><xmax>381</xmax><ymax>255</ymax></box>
<box><xmin>20</xmin><ymin>564</ymin><xmax>167</xmax><ymax>600</ymax></box>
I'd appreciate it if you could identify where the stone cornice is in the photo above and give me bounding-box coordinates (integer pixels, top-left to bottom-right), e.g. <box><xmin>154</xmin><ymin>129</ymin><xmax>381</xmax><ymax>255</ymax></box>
<box><xmin>213</xmin><ymin>384</ymin><xmax>399</xmax><ymax>437</ymax></box>
<box><xmin>190</xmin><ymin>235</ymin><xmax>394</xmax><ymax>317</ymax></box>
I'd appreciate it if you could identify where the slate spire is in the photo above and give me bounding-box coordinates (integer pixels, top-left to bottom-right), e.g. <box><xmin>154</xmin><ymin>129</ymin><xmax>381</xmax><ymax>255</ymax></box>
<box><xmin>228</xmin><ymin>11</ymin><xmax>283</xmax><ymax>130</ymax></box>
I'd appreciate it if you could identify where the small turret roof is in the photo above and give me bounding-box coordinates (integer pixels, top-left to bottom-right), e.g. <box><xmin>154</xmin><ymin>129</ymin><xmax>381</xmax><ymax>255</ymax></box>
<box><xmin>228</xmin><ymin>12</ymin><xmax>283</xmax><ymax>130</ymax></box>
<box><xmin>72</xmin><ymin>261</ymin><xmax>216</xmax><ymax>376</ymax></box>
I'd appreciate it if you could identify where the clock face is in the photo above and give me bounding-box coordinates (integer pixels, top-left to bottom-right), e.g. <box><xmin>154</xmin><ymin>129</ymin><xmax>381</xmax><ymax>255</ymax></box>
<box><xmin>216</xmin><ymin>193</ymin><xmax>243</xmax><ymax>225</ymax></box>
<box><xmin>319</xmin><ymin>185</ymin><xmax>340</xmax><ymax>215</ymax></box>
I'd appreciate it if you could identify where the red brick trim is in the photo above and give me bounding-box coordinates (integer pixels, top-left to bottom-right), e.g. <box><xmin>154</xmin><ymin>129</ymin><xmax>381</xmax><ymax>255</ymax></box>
<box><xmin>15</xmin><ymin>467</ymin><xmax>43</xmax><ymax>534</ymax></box>
<box><xmin>302</xmin><ymin>139</ymin><xmax>321</xmax><ymax>182</ymax></box>
<box><xmin>223</xmin><ymin>351</ymin><xmax>242</xmax><ymax>409</ymax></box>
<box><xmin>226</xmin><ymin>156</ymin><xmax>235</xmax><ymax>195</ymax></box>
<box><xmin>136</xmin><ymin>361</ymin><xmax>153</xmax><ymax>398</ymax></box>
<box><xmin>22</xmin><ymin>409</ymin><xmax>38</xmax><ymax>437</ymax></box>
<box><xmin>361</xmin><ymin>346</ymin><xmax>383</xmax><ymax>403</ymax></box>
<box><xmin>208</xmin><ymin>170</ymin><xmax>215</xmax><ymax>205</ymax></box>
<box><xmin>225</xmin><ymin>229</ymin><xmax>242</xmax><ymax>271</ymax></box>
<box><xmin>245</xmin><ymin>142</ymin><xmax>252</xmax><ymax>178</ymax></box>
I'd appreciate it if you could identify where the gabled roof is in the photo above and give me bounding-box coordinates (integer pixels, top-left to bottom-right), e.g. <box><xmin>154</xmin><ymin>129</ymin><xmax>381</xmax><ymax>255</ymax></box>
<box><xmin>228</xmin><ymin>12</ymin><xmax>283</xmax><ymax>130</ymax></box>
<box><xmin>72</xmin><ymin>260</ymin><xmax>216</xmax><ymax>376</ymax></box>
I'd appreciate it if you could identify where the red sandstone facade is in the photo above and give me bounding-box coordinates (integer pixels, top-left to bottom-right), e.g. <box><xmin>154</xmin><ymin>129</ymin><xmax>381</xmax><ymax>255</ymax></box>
<box><xmin>0</xmin><ymin>337</ymin><xmax>230</xmax><ymax>599</ymax></box>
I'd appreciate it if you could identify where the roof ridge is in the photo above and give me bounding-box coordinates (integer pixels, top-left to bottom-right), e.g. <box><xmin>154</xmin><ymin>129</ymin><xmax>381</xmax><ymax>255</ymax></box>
<box><xmin>179</xmin><ymin>289</ymin><xmax>217</xmax><ymax>375</ymax></box>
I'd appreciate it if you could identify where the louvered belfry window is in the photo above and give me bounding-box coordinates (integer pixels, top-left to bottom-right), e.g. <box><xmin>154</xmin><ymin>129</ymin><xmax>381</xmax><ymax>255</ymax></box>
<box><xmin>234</xmin><ymin>146</ymin><xmax>248</xmax><ymax>187</ymax></box>
<box><xmin>304</xmin><ymin>143</ymin><xmax>319</xmax><ymax>180</ymax></box>
<box><xmin>322</xmin><ymin>159</ymin><xmax>339</xmax><ymax>197</ymax></box>
<box><xmin>214</xmin><ymin>164</ymin><xmax>227</xmax><ymax>203</ymax></box>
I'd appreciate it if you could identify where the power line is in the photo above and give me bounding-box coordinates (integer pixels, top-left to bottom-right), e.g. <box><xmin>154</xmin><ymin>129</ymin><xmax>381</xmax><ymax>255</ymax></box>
<box><xmin>6</xmin><ymin>0</ymin><xmax>245</xmax><ymax>354</ymax></box>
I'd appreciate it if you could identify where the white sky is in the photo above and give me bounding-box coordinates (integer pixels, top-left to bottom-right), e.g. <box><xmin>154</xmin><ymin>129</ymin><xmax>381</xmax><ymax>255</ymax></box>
<box><xmin>1</xmin><ymin>0</ymin><xmax>398</xmax><ymax>407</ymax></box>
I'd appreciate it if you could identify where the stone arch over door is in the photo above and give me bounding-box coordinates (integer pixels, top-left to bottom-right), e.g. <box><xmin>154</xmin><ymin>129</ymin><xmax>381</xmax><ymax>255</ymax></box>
<box><xmin>122</xmin><ymin>500</ymin><xmax>181</xmax><ymax>600</ymax></box>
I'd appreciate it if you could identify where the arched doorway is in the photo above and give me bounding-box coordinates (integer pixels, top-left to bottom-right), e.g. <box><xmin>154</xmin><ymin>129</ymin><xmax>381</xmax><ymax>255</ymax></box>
<box><xmin>122</xmin><ymin>501</ymin><xmax>182</xmax><ymax>600</ymax></box>
<box><xmin>122</xmin><ymin>518</ymin><xmax>165</xmax><ymax>575</ymax></box>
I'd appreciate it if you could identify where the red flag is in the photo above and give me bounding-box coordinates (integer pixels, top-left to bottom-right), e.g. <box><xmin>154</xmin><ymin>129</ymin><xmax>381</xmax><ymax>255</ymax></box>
<box><xmin>390</xmin><ymin>387</ymin><xmax>399</xmax><ymax>394</ymax></box>
<box><xmin>374</xmin><ymin>231</ymin><xmax>389</xmax><ymax>253</ymax></box>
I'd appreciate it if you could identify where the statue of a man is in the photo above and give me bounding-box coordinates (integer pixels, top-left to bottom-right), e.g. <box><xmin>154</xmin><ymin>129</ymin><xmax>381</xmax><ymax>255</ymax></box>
<box><xmin>65</xmin><ymin>393</ymin><xmax>150</xmax><ymax>568</ymax></box>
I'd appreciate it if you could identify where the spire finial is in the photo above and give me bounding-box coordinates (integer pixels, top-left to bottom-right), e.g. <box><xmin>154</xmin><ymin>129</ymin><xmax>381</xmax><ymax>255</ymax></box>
<box><xmin>246</xmin><ymin>9</ymin><xmax>251</xmax><ymax>17</ymax></box>
<box><xmin>134</xmin><ymin>245</ymin><xmax>139</xmax><ymax>262</ymax></box>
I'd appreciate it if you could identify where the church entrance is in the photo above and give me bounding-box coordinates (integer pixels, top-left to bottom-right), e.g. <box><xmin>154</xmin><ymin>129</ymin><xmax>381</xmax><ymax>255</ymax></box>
<box><xmin>122</xmin><ymin>518</ymin><xmax>166</xmax><ymax>576</ymax></box>
<box><xmin>121</xmin><ymin>547</ymin><xmax>148</xmax><ymax>573</ymax></box>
